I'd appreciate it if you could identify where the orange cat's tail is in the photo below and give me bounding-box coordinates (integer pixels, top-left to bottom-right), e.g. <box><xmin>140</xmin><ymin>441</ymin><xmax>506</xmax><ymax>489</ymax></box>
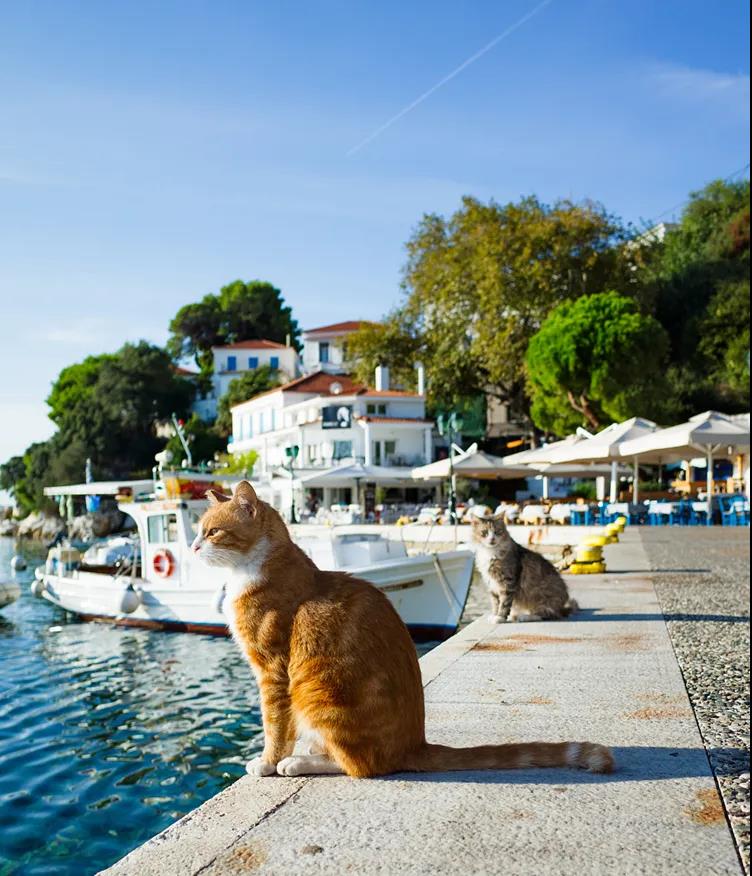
<box><xmin>403</xmin><ymin>741</ymin><xmax>614</xmax><ymax>774</ymax></box>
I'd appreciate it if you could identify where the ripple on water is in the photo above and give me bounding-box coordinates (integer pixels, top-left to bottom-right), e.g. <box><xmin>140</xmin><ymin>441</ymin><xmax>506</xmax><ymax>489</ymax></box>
<box><xmin>0</xmin><ymin>540</ymin><xmax>263</xmax><ymax>875</ymax></box>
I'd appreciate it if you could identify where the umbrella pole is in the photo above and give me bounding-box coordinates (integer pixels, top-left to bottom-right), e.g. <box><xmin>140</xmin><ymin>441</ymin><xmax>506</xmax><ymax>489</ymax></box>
<box><xmin>706</xmin><ymin>450</ymin><xmax>713</xmax><ymax>526</ymax></box>
<box><xmin>610</xmin><ymin>461</ymin><xmax>618</xmax><ymax>503</ymax></box>
<box><xmin>542</xmin><ymin>476</ymin><xmax>549</xmax><ymax>500</ymax></box>
<box><xmin>633</xmin><ymin>458</ymin><xmax>639</xmax><ymax>504</ymax></box>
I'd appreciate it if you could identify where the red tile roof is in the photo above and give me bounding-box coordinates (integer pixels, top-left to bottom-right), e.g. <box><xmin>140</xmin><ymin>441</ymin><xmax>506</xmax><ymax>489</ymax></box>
<box><xmin>173</xmin><ymin>365</ymin><xmax>199</xmax><ymax>377</ymax></box>
<box><xmin>215</xmin><ymin>339</ymin><xmax>289</xmax><ymax>350</ymax></box>
<box><xmin>231</xmin><ymin>372</ymin><xmax>366</xmax><ymax>408</ymax></box>
<box><xmin>303</xmin><ymin>321</ymin><xmax>368</xmax><ymax>336</ymax></box>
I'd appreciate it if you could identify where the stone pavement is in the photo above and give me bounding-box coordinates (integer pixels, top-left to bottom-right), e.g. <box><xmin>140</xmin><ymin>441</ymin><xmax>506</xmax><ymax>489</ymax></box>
<box><xmin>102</xmin><ymin>531</ymin><xmax>742</xmax><ymax>875</ymax></box>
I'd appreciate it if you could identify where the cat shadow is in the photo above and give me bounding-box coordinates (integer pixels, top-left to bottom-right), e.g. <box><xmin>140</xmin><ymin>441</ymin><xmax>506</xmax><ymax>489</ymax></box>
<box><xmin>574</xmin><ymin>608</ymin><xmax>749</xmax><ymax>624</ymax></box>
<box><xmin>377</xmin><ymin>746</ymin><xmax>746</xmax><ymax>785</ymax></box>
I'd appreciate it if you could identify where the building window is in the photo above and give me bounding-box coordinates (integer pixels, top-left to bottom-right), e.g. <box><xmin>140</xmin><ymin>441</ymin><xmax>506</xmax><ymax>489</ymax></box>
<box><xmin>366</xmin><ymin>403</ymin><xmax>387</xmax><ymax>415</ymax></box>
<box><xmin>333</xmin><ymin>440</ymin><xmax>352</xmax><ymax>460</ymax></box>
<box><xmin>248</xmin><ymin>356</ymin><xmax>259</xmax><ymax>369</ymax></box>
<box><xmin>319</xmin><ymin>342</ymin><xmax>330</xmax><ymax>363</ymax></box>
<box><xmin>385</xmin><ymin>440</ymin><xmax>396</xmax><ymax>457</ymax></box>
<box><xmin>373</xmin><ymin>441</ymin><xmax>382</xmax><ymax>465</ymax></box>
<box><xmin>227</xmin><ymin>355</ymin><xmax>237</xmax><ymax>371</ymax></box>
<box><xmin>270</xmin><ymin>356</ymin><xmax>279</xmax><ymax>370</ymax></box>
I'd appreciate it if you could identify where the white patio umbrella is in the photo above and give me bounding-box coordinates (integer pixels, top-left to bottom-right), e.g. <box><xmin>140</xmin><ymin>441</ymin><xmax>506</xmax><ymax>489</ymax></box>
<box><xmin>299</xmin><ymin>462</ymin><xmax>430</xmax><ymax>516</ymax></box>
<box><xmin>300</xmin><ymin>462</ymin><xmax>420</xmax><ymax>488</ymax></box>
<box><xmin>500</xmin><ymin>432</ymin><xmax>591</xmax><ymax>466</ymax></box>
<box><xmin>545</xmin><ymin>417</ymin><xmax>659</xmax><ymax>502</ymax></box>
<box><xmin>619</xmin><ymin>411</ymin><xmax>750</xmax><ymax>522</ymax></box>
<box><xmin>500</xmin><ymin>432</ymin><xmax>598</xmax><ymax>499</ymax></box>
<box><xmin>530</xmin><ymin>462</ymin><xmax>629</xmax><ymax>499</ymax></box>
<box><xmin>411</xmin><ymin>450</ymin><xmax>531</xmax><ymax>481</ymax></box>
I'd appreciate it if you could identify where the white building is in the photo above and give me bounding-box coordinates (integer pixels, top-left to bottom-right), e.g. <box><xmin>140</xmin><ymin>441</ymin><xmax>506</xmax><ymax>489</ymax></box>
<box><xmin>228</xmin><ymin>367</ymin><xmax>433</xmax><ymax>517</ymax></box>
<box><xmin>192</xmin><ymin>339</ymin><xmax>299</xmax><ymax>420</ymax></box>
<box><xmin>301</xmin><ymin>321</ymin><xmax>367</xmax><ymax>375</ymax></box>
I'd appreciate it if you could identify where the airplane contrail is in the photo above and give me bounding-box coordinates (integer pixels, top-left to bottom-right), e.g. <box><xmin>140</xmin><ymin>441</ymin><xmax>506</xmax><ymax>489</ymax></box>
<box><xmin>346</xmin><ymin>0</ymin><xmax>555</xmax><ymax>157</ymax></box>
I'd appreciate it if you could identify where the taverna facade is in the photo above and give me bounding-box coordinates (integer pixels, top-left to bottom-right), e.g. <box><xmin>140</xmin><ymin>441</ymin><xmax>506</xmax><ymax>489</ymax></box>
<box><xmin>227</xmin><ymin>366</ymin><xmax>433</xmax><ymax>516</ymax></box>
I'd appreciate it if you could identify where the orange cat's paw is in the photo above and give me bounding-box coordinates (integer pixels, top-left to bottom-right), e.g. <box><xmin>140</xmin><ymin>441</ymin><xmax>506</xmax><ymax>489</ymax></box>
<box><xmin>246</xmin><ymin>757</ymin><xmax>277</xmax><ymax>777</ymax></box>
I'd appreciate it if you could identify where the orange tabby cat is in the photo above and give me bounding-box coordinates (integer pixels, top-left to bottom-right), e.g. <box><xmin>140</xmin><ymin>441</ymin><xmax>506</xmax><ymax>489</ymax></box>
<box><xmin>192</xmin><ymin>481</ymin><xmax>614</xmax><ymax>778</ymax></box>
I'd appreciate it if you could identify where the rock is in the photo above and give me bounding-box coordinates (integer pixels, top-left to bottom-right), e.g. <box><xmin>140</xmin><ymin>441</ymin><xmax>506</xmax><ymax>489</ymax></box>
<box><xmin>67</xmin><ymin>507</ymin><xmax>130</xmax><ymax>542</ymax></box>
<box><xmin>0</xmin><ymin>519</ymin><xmax>18</xmax><ymax>537</ymax></box>
<box><xmin>17</xmin><ymin>511</ymin><xmax>66</xmax><ymax>542</ymax></box>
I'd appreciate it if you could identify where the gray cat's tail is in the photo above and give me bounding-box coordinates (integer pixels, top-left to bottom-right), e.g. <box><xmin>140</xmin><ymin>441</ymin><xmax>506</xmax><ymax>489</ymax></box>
<box><xmin>402</xmin><ymin>740</ymin><xmax>613</xmax><ymax>774</ymax></box>
<box><xmin>562</xmin><ymin>597</ymin><xmax>579</xmax><ymax>616</ymax></box>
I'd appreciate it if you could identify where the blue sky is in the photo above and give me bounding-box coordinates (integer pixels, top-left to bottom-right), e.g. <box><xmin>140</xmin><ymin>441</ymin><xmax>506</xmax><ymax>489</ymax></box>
<box><xmin>0</xmin><ymin>0</ymin><xmax>749</xmax><ymax>466</ymax></box>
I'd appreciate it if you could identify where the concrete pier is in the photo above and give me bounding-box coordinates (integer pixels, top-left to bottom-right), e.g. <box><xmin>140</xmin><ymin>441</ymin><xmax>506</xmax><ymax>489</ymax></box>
<box><xmin>103</xmin><ymin>532</ymin><xmax>742</xmax><ymax>875</ymax></box>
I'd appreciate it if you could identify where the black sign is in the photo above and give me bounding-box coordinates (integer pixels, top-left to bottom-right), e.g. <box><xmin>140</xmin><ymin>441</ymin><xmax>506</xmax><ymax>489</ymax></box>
<box><xmin>322</xmin><ymin>405</ymin><xmax>352</xmax><ymax>429</ymax></box>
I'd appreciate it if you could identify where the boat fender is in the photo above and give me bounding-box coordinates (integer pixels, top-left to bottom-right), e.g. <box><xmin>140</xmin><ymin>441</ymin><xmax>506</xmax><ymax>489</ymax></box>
<box><xmin>10</xmin><ymin>555</ymin><xmax>27</xmax><ymax>572</ymax></box>
<box><xmin>152</xmin><ymin>549</ymin><xmax>175</xmax><ymax>578</ymax></box>
<box><xmin>211</xmin><ymin>584</ymin><xmax>226</xmax><ymax>614</ymax></box>
<box><xmin>30</xmin><ymin>578</ymin><xmax>46</xmax><ymax>598</ymax></box>
<box><xmin>119</xmin><ymin>585</ymin><xmax>142</xmax><ymax>614</ymax></box>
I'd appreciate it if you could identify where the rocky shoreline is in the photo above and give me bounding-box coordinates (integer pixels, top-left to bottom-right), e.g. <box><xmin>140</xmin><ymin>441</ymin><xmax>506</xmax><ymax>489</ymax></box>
<box><xmin>0</xmin><ymin>504</ymin><xmax>133</xmax><ymax>544</ymax></box>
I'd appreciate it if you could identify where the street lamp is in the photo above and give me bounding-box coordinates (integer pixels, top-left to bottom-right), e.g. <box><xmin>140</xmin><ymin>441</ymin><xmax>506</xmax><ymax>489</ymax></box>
<box><xmin>436</xmin><ymin>411</ymin><xmax>464</xmax><ymax>525</ymax></box>
<box><xmin>284</xmin><ymin>445</ymin><xmax>300</xmax><ymax>523</ymax></box>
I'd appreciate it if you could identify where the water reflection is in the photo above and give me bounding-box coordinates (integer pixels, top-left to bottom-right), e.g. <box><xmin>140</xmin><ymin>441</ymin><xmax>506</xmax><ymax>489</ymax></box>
<box><xmin>0</xmin><ymin>539</ymin><xmax>262</xmax><ymax>875</ymax></box>
<box><xmin>0</xmin><ymin>538</ymin><xmax>437</xmax><ymax>875</ymax></box>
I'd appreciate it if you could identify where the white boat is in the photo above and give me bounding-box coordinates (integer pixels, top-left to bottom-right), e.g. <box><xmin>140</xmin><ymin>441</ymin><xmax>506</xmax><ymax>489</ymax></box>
<box><xmin>31</xmin><ymin>495</ymin><xmax>474</xmax><ymax>641</ymax></box>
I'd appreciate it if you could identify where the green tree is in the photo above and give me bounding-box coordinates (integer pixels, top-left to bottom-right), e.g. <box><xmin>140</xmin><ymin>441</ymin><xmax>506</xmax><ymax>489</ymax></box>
<box><xmin>168</xmin><ymin>280</ymin><xmax>300</xmax><ymax>374</ymax></box>
<box><xmin>349</xmin><ymin>195</ymin><xmax>641</xmax><ymax>421</ymax></box>
<box><xmin>645</xmin><ymin>179</ymin><xmax>750</xmax><ymax>412</ymax></box>
<box><xmin>0</xmin><ymin>456</ymin><xmax>27</xmax><ymax>505</ymax></box>
<box><xmin>526</xmin><ymin>291</ymin><xmax>670</xmax><ymax>434</ymax></box>
<box><xmin>164</xmin><ymin>414</ymin><xmax>226</xmax><ymax>467</ymax></box>
<box><xmin>46</xmin><ymin>341</ymin><xmax>194</xmax><ymax>476</ymax></box>
<box><xmin>214</xmin><ymin>365</ymin><xmax>281</xmax><ymax>438</ymax></box>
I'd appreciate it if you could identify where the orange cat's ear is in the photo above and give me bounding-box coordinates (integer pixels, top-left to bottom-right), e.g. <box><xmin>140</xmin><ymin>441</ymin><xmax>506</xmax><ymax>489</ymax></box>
<box><xmin>206</xmin><ymin>489</ymin><xmax>231</xmax><ymax>505</ymax></box>
<box><xmin>234</xmin><ymin>480</ymin><xmax>258</xmax><ymax>517</ymax></box>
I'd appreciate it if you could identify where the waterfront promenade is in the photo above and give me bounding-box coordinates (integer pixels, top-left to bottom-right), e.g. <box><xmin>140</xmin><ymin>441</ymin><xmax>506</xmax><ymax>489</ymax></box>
<box><xmin>103</xmin><ymin>531</ymin><xmax>748</xmax><ymax>875</ymax></box>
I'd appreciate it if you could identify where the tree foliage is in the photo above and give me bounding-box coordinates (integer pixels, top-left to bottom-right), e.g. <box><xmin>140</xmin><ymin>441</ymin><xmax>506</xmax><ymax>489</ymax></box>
<box><xmin>164</xmin><ymin>414</ymin><xmax>226</xmax><ymax>467</ymax></box>
<box><xmin>348</xmin><ymin>195</ymin><xmax>643</xmax><ymax>420</ymax></box>
<box><xmin>45</xmin><ymin>341</ymin><xmax>194</xmax><ymax>475</ymax></box>
<box><xmin>214</xmin><ymin>365</ymin><xmax>281</xmax><ymax>438</ymax></box>
<box><xmin>526</xmin><ymin>292</ymin><xmax>670</xmax><ymax>434</ymax></box>
<box><xmin>2</xmin><ymin>342</ymin><xmax>194</xmax><ymax>512</ymax></box>
<box><xmin>167</xmin><ymin>280</ymin><xmax>300</xmax><ymax>374</ymax></box>
<box><xmin>645</xmin><ymin>179</ymin><xmax>750</xmax><ymax>411</ymax></box>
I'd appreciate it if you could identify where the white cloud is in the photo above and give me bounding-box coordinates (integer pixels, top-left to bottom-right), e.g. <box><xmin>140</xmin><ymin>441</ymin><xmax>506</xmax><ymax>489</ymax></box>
<box><xmin>650</xmin><ymin>64</ymin><xmax>750</xmax><ymax>118</ymax></box>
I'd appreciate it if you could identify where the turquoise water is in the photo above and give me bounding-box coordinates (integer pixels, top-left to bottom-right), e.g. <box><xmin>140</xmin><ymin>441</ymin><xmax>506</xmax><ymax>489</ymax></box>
<box><xmin>0</xmin><ymin>538</ymin><xmax>264</xmax><ymax>875</ymax></box>
<box><xmin>0</xmin><ymin>538</ymin><xmax>438</xmax><ymax>874</ymax></box>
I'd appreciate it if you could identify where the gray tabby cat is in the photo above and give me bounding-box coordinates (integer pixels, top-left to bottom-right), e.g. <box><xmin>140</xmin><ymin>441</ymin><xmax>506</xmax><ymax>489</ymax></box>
<box><xmin>471</xmin><ymin>515</ymin><xmax>578</xmax><ymax>623</ymax></box>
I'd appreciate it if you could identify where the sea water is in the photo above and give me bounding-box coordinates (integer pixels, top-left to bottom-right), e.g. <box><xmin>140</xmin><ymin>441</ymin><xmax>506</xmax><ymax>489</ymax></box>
<box><xmin>0</xmin><ymin>537</ymin><xmax>439</xmax><ymax>874</ymax></box>
<box><xmin>0</xmin><ymin>537</ymin><xmax>263</xmax><ymax>875</ymax></box>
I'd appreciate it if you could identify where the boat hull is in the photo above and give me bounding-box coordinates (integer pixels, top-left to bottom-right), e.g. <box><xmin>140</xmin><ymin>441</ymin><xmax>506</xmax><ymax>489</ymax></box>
<box><xmin>38</xmin><ymin>550</ymin><xmax>475</xmax><ymax>642</ymax></box>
